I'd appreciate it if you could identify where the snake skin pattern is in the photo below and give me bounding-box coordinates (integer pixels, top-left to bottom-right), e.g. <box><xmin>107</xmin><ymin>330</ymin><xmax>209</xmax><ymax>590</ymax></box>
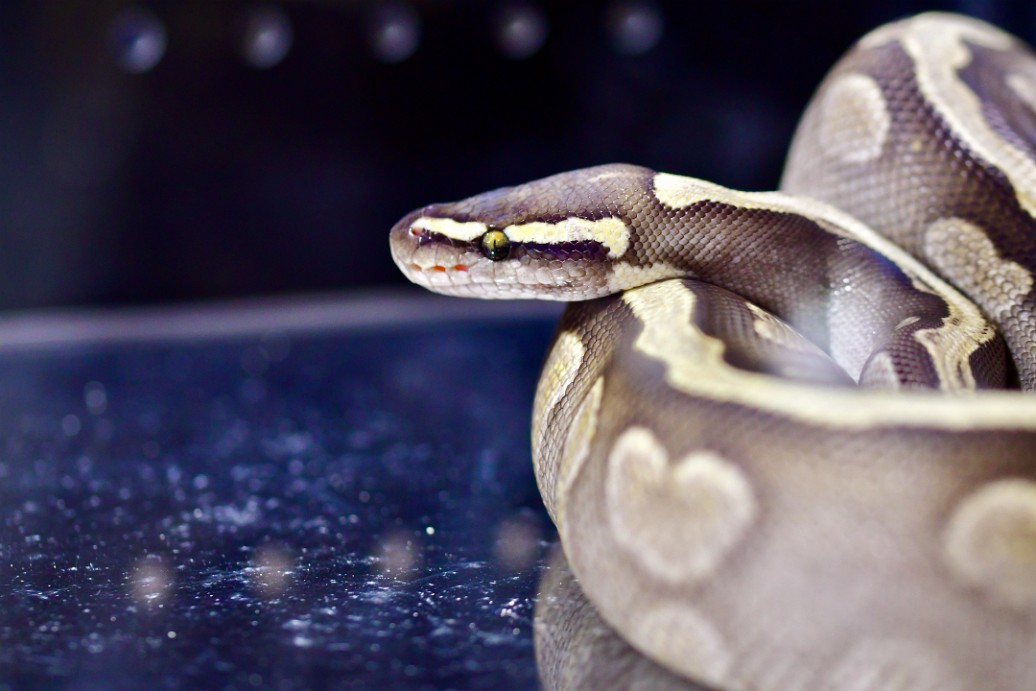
<box><xmin>390</xmin><ymin>13</ymin><xmax>1036</xmax><ymax>691</ymax></box>
<box><xmin>535</xmin><ymin>544</ymin><xmax>708</xmax><ymax>690</ymax></box>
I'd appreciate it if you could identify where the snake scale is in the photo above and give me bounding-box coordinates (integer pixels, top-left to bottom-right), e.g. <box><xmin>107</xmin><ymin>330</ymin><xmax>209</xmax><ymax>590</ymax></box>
<box><xmin>390</xmin><ymin>13</ymin><xmax>1036</xmax><ymax>691</ymax></box>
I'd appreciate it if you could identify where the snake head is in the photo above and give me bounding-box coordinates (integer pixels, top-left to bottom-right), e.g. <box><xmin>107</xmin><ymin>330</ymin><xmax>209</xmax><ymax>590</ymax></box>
<box><xmin>388</xmin><ymin>164</ymin><xmax>654</xmax><ymax>300</ymax></box>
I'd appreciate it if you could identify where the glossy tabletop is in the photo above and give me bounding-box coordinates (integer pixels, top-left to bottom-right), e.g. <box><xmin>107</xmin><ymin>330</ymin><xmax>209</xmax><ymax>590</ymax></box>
<box><xmin>0</xmin><ymin>294</ymin><xmax>563</xmax><ymax>690</ymax></box>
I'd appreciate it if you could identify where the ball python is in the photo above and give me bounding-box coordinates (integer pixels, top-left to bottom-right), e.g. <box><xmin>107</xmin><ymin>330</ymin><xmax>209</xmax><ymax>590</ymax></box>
<box><xmin>390</xmin><ymin>12</ymin><xmax>1036</xmax><ymax>691</ymax></box>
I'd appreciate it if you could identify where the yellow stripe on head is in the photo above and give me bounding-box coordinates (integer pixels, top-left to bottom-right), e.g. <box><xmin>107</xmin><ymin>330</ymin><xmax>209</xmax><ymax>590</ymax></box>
<box><xmin>504</xmin><ymin>217</ymin><xmax>631</xmax><ymax>259</ymax></box>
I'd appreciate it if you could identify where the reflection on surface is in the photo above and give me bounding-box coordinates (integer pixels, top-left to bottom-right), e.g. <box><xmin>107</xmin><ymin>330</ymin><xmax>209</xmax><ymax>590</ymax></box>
<box><xmin>374</xmin><ymin>529</ymin><xmax>422</xmax><ymax>577</ymax></box>
<box><xmin>249</xmin><ymin>543</ymin><xmax>295</xmax><ymax>597</ymax></box>
<box><xmin>129</xmin><ymin>555</ymin><xmax>174</xmax><ymax>606</ymax></box>
<box><xmin>0</xmin><ymin>303</ymin><xmax>558</xmax><ymax>689</ymax></box>
<box><xmin>494</xmin><ymin>512</ymin><xmax>544</xmax><ymax>572</ymax></box>
<box><xmin>535</xmin><ymin>544</ymin><xmax>712</xmax><ymax>691</ymax></box>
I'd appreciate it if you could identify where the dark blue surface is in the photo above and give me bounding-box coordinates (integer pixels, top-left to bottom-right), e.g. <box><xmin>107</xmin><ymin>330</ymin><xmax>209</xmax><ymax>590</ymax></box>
<box><xmin>0</xmin><ymin>309</ymin><xmax>558</xmax><ymax>690</ymax></box>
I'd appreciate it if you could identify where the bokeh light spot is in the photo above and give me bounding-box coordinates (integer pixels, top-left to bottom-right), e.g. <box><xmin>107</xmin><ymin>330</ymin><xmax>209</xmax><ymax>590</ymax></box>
<box><xmin>109</xmin><ymin>7</ymin><xmax>167</xmax><ymax>73</ymax></box>
<box><xmin>368</xmin><ymin>2</ymin><xmax>421</xmax><ymax>64</ymax></box>
<box><xmin>607</xmin><ymin>0</ymin><xmax>664</xmax><ymax>55</ymax></box>
<box><xmin>493</xmin><ymin>512</ymin><xmax>543</xmax><ymax>571</ymax></box>
<box><xmin>496</xmin><ymin>3</ymin><xmax>549</xmax><ymax>60</ymax></box>
<box><xmin>249</xmin><ymin>543</ymin><xmax>295</xmax><ymax>597</ymax></box>
<box><xmin>238</xmin><ymin>6</ymin><xmax>293</xmax><ymax>69</ymax></box>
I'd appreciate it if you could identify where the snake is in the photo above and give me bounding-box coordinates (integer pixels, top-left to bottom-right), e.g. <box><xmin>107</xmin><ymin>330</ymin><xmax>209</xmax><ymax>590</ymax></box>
<box><xmin>390</xmin><ymin>13</ymin><xmax>1036</xmax><ymax>691</ymax></box>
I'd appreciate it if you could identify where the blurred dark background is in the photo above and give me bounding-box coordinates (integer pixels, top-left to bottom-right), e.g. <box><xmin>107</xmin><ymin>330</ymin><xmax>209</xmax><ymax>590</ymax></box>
<box><xmin>0</xmin><ymin>0</ymin><xmax>1026</xmax><ymax>310</ymax></box>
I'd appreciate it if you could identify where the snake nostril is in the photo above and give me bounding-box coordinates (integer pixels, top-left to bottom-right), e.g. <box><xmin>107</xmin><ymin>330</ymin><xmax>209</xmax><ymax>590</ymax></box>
<box><xmin>409</xmin><ymin>226</ymin><xmax>434</xmax><ymax>246</ymax></box>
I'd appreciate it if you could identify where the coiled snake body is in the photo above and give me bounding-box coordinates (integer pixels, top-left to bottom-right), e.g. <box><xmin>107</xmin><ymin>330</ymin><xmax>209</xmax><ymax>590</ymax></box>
<box><xmin>391</xmin><ymin>13</ymin><xmax>1036</xmax><ymax>691</ymax></box>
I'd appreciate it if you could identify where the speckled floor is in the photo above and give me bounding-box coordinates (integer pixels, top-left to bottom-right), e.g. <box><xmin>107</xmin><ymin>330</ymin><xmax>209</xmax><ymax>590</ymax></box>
<box><xmin>0</xmin><ymin>293</ymin><xmax>563</xmax><ymax>690</ymax></box>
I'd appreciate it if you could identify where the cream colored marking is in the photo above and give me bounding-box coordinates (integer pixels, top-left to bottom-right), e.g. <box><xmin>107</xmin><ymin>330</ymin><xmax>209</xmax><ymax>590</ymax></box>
<box><xmin>410</xmin><ymin>216</ymin><xmax>487</xmax><ymax>241</ymax></box>
<box><xmin>1006</xmin><ymin>72</ymin><xmax>1036</xmax><ymax>115</ymax></box>
<box><xmin>923</xmin><ymin>217</ymin><xmax>1035</xmax><ymax>319</ymax></box>
<box><xmin>555</xmin><ymin>377</ymin><xmax>604</xmax><ymax>533</ymax></box>
<box><xmin>910</xmin><ymin>279</ymin><xmax>983</xmax><ymax>391</ymax></box>
<box><xmin>621</xmin><ymin>280</ymin><xmax>1036</xmax><ymax>430</ymax></box>
<box><xmin>866</xmin><ymin>13</ymin><xmax>1036</xmax><ymax>217</ymax></box>
<box><xmin>654</xmin><ymin>173</ymin><xmax>842</xmax><ymax>219</ymax></box>
<box><xmin>896</xmin><ymin>316</ymin><xmax>921</xmax><ymax>330</ymax></box>
<box><xmin>606</xmin><ymin>426</ymin><xmax>756</xmax><ymax>584</ymax></box>
<box><xmin>532</xmin><ymin>331</ymin><xmax>584</xmax><ymax>464</ymax></box>
<box><xmin>826</xmin><ymin>638</ymin><xmax>963</xmax><ymax>691</ymax></box>
<box><xmin>653</xmin><ymin>172</ymin><xmax>917</xmax><ymax>242</ymax></box>
<box><xmin>859</xmin><ymin>12</ymin><xmax>1011</xmax><ymax>51</ymax></box>
<box><xmin>607</xmin><ymin>261</ymin><xmax>687</xmax><ymax>293</ymax></box>
<box><xmin>817</xmin><ymin>73</ymin><xmax>891</xmax><ymax>164</ymax></box>
<box><xmin>630</xmin><ymin>604</ymin><xmax>734</xmax><ymax>688</ymax></box>
<box><xmin>531</xmin><ymin>330</ymin><xmax>586</xmax><ymax>522</ymax></box>
<box><xmin>587</xmin><ymin>168</ymin><xmax>639</xmax><ymax>184</ymax></box>
<box><xmin>534</xmin><ymin>330</ymin><xmax>583</xmax><ymax>413</ymax></box>
<box><xmin>944</xmin><ymin>479</ymin><xmax>1036</xmax><ymax>610</ymax></box>
<box><xmin>504</xmin><ymin>217</ymin><xmax>630</xmax><ymax>259</ymax></box>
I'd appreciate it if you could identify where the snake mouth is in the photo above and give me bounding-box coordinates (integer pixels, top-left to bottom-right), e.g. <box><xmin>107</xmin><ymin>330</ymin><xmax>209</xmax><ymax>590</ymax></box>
<box><xmin>408</xmin><ymin>263</ymin><xmax>469</xmax><ymax>273</ymax></box>
<box><xmin>390</xmin><ymin>218</ymin><xmax>485</xmax><ymax>295</ymax></box>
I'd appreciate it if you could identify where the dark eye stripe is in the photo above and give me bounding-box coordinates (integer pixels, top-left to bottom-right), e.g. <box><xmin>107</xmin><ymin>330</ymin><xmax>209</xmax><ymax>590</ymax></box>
<box><xmin>409</xmin><ymin>229</ymin><xmax>608</xmax><ymax>262</ymax></box>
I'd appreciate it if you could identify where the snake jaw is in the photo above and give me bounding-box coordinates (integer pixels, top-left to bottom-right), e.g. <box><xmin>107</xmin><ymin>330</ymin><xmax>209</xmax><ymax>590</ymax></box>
<box><xmin>396</xmin><ymin>240</ymin><xmax>603</xmax><ymax>299</ymax></box>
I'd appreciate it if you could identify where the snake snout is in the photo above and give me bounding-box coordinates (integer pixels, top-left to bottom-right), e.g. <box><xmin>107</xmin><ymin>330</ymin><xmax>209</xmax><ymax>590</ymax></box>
<box><xmin>388</xmin><ymin>210</ymin><xmax>424</xmax><ymax>270</ymax></box>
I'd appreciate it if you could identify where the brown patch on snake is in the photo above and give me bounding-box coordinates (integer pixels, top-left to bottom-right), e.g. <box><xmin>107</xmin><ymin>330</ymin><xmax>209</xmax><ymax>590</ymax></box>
<box><xmin>957</xmin><ymin>43</ymin><xmax>1036</xmax><ymax>166</ymax></box>
<box><xmin>1005</xmin><ymin>71</ymin><xmax>1036</xmax><ymax>130</ymax></box>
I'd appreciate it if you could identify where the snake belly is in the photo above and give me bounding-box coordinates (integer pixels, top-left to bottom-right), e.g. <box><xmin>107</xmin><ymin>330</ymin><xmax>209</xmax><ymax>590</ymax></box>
<box><xmin>389</xmin><ymin>12</ymin><xmax>1036</xmax><ymax>691</ymax></box>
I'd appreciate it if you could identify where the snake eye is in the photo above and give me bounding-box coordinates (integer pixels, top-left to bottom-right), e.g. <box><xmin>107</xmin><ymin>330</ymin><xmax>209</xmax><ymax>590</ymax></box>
<box><xmin>480</xmin><ymin>229</ymin><xmax>511</xmax><ymax>261</ymax></box>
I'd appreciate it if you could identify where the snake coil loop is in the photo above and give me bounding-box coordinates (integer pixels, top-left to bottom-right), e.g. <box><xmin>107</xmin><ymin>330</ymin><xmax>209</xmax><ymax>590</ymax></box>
<box><xmin>391</xmin><ymin>12</ymin><xmax>1036</xmax><ymax>691</ymax></box>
